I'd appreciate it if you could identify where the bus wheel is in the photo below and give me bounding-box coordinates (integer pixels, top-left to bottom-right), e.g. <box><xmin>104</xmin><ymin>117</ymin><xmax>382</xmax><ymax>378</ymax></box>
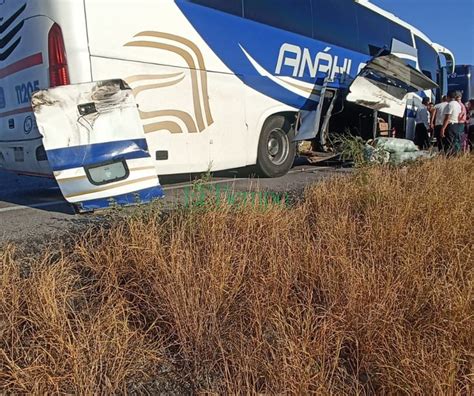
<box><xmin>256</xmin><ymin>115</ymin><xmax>296</xmax><ymax>178</ymax></box>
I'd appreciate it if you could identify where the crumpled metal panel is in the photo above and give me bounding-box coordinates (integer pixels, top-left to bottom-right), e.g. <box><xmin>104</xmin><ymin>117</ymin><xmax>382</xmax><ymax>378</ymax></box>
<box><xmin>347</xmin><ymin>54</ymin><xmax>438</xmax><ymax>117</ymax></box>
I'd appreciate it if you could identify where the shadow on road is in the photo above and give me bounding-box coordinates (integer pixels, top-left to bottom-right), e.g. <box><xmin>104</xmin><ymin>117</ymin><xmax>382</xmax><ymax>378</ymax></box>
<box><xmin>0</xmin><ymin>167</ymin><xmax>255</xmax><ymax>215</ymax></box>
<box><xmin>0</xmin><ymin>159</ymin><xmax>342</xmax><ymax>215</ymax></box>
<box><xmin>0</xmin><ymin>171</ymin><xmax>75</xmax><ymax>214</ymax></box>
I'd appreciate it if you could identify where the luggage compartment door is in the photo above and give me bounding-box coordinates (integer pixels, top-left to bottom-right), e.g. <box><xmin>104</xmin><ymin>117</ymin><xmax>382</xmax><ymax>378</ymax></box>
<box><xmin>32</xmin><ymin>80</ymin><xmax>164</xmax><ymax>212</ymax></box>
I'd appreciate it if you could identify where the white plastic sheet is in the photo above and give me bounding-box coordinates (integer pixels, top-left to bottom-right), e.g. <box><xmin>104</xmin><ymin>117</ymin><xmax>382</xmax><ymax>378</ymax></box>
<box><xmin>374</xmin><ymin>137</ymin><xmax>419</xmax><ymax>153</ymax></box>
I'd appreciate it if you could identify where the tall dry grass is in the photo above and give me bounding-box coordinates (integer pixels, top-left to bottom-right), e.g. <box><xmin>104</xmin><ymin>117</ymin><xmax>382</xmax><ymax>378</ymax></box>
<box><xmin>1</xmin><ymin>156</ymin><xmax>473</xmax><ymax>394</ymax></box>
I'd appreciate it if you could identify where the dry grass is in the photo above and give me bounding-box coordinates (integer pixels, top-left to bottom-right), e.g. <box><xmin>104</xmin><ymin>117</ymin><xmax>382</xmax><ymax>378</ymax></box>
<box><xmin>1</xmin><ymin>156</ymin><xmax>473</xmax><ymax>394</ymax></box>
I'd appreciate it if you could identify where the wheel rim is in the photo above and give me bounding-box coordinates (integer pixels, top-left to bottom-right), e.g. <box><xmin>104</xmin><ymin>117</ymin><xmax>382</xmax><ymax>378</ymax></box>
<box><xmin>267</xmin><ymin>128</ymin><xmax>290</xmax><ymax>166</ymax></box>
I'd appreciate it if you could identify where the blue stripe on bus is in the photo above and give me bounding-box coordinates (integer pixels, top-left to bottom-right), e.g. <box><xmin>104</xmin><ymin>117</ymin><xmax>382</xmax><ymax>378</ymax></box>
<box><xmin>176</xmin><ymin>1</ymin><xmax>434</xmax><ymax>110</ymax></box>
<box><xmin>46</xmin><ymin>139</ymin><xmax>151</xmax><ymax>172</ymax></box>
<box><xmin>177</xmin><ymin>1</ymin><xmax>370</xmax><ymax>109</ymax></box>
<box><xmin>74</xmin><ymin>184</ymin><xmax>165</xmax><ymax>213</ymax></box>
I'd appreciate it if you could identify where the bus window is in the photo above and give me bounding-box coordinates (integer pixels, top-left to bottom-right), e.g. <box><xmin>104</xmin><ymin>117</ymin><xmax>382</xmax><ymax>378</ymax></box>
<box><xmin>357</xmin><ymin>6</ymin><xmax>391</xmax><ymax>55</ymax></box>
<box><xmin>244</xmin><ymin>0</ymin><xmax>312</xmax><ymax>37</ymax></box>
<box><xmin>312</xmin><ymin>0</ymin><xmax>359</xmax><ymax>53</ymax></box>
<box><xmin>415</xmin><ymin>36</ymin><xmax>438</xmax><ymax>81</ymax></box>
<box><xmin>189</xmin><ymin>0</ymin><xmax>243</xmax><ymax>16</ymax></box>
<box><xmin>390</xmin><ymin>23</ymin><xmax>413</xmax><ymax>47</ymax></box>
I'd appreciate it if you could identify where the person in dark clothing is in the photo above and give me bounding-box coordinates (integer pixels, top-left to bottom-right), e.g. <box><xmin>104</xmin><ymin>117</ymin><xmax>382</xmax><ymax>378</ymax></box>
<box><xmin>414</xmin><ymin>97</ymin><xmax>431</xmax><ymax>149</ymax></box>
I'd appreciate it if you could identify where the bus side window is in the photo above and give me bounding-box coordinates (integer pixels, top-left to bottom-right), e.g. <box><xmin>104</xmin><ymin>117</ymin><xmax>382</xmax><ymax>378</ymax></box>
<box><xmin>244</xmin><ymin>0</ymin><xmax>312</xmax><ymax>38</ymax></box>
<box><xmin>415</xmin><ymin>36</ymin><xmax>438</xmax><ymax>81</ymax></box>
<box><xmin>390</xmin><ymin>23</ymin><xmax>413</xmax><ymax>47</ymax></box>
<box><xmin>312</xmin><ymin>0</ymin><xmax>359</xmax><ymax>53</ymax></box>
<box><xmin>188</xmin><ymin>0</ymin><xmax>243</xmax><ymax>16</ymax></box>
<box><xmin>356</xmin><ymin>5</ymin><xmax>391</xmax><ymax>55</ymax></box>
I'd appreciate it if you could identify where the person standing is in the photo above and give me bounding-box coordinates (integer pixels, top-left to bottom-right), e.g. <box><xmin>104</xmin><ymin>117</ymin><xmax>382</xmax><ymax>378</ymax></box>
<box><xmin>456</xmin><ymin>94</ymin><xmax>468</xmax><ymax>152</ymax></box>
<box><xmin>414</xmin><ymin>97</ymin><xmax>431</xmax><ymax>149</ymax></box>
<box><xmin>433</xmin><ymin>96</ymin><xmax>448</xmax><ymax>151</ymax></box>
<box><xmin>441</xmin><ymin>91</ymin><xmax>462</xmax><ymax>155</ymax></box>
<box><xmin>467</xmin><ymin>99</ymin><xmax>474</xmax><ymax>152</ymax></box>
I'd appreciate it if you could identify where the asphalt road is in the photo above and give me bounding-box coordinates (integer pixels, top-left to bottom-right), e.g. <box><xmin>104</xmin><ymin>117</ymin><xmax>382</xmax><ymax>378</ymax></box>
<box><xmin>0</xmin><ymin>163</ymin><xmax>350</xmax><ymax>246</ymax></box>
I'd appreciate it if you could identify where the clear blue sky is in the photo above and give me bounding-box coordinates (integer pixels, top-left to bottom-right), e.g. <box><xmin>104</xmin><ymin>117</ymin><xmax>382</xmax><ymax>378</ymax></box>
<box><xmin>371</xmin><ymin>0</ymin><xmax>474</xmax><ymax>65</ymax></box>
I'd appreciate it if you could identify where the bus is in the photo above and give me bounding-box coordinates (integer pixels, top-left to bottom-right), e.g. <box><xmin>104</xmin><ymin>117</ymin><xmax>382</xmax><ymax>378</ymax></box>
<box><xmin>449</xmin><ymin>65</ymin><xmax>473</xmax><ymax>103</ymax></box>
<box><xmin>0</xmin><ymin>0</ymin><xmax>455</xmax><ymax>211</ymax></box>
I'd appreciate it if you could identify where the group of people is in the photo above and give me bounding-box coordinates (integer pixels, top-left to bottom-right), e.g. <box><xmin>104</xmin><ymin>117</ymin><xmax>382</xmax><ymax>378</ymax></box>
<box><xmin>414</xmin><ymin>92</ymin><xmax>473</xmax><ymax>154</ymax></box>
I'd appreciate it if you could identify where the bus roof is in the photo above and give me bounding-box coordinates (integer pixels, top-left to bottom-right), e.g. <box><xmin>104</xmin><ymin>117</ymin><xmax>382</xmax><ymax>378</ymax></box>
<box><xmin>356</xmin><ymin>0</ymin><xmax>433</xmax><ymax>45</ymax></box>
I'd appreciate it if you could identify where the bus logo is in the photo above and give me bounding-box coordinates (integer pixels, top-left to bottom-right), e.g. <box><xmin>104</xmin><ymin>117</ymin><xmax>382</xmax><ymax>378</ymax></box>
<box><xmin>275</xmin><ymin>43</ymin><xmax>359</xmax><ymax>80</ymax></box>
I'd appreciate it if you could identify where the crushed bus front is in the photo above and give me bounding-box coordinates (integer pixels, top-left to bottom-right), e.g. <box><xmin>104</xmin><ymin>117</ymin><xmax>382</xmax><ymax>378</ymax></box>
<box><xmin>346</xmin><ymin>53</ymin><xmax>438</xmax><ymax>118</ymax></box>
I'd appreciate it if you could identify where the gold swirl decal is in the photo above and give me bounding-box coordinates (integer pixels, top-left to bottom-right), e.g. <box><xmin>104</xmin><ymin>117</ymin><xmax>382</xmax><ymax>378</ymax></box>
<box><xmin>143</xmin><ymin>121</ymin><xmax>182</xmax><ymax>135</ymax></box>
<box><xmin>135</xmin><ymin>31</ymin><xmax>214</xmax><ymax>126</ymax></box>
<box><xmin>132</xmin><ymin>75</ymin><xmax>186</xmax><ymax>97</ymax></box>
<box><xmin>126</xmin><ymin>72</ymin><xmax>184</xmax><ymax>84</ymax></box>
<box><xmin>139</xmin><ymin>110</ymin><xmax>198</xmax><ymax>133</ymax></box>
<box><xmin>124</xmin><ymin>32</ymin><xmax>214</xmax><ymax>135</ymax></box>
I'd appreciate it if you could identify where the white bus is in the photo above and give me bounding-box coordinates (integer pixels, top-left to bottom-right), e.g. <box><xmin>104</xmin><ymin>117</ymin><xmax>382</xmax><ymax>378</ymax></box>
<box><xmin>0</xmin><ymin>0</ymin><xmax>455</xmax><ymax>210</ymax></box>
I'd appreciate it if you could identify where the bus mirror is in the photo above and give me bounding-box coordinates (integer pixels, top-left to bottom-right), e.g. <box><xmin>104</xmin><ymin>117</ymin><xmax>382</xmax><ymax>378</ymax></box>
<box><xmin>441</xmin><ymin>66</ymin><xmax>448</xmax><ymax>97</ymax></box>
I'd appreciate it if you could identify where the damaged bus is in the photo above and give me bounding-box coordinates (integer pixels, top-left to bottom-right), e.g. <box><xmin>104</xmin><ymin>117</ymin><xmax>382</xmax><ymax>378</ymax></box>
<box><xmin>0</xmin><ymin>0</ymin><xmax>455</xmax><ymax>211</ymax></box>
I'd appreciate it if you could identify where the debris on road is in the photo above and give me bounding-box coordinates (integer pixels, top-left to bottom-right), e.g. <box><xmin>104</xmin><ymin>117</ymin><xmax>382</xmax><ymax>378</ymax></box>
<box><xmin>365</xmin><ymin>137</ymin><xmax>436</xmax><ymax>165</ymax></box>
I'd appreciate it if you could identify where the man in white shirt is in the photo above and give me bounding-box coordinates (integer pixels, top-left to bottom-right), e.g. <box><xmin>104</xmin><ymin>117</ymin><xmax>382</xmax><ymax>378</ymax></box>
<box><xmin>414</xmin><ymin>97</ymin><xmax>431</xmax><ymax>149</ymax></box>
<box><xmin>441</xmin><ymin>91</ymin><xmax>463</xmax><ymax>154</ymax></box>
<box><xmin>433</xmin><ymin>96</ymin><xmax>448</xmax><ymax>151</ymax></box>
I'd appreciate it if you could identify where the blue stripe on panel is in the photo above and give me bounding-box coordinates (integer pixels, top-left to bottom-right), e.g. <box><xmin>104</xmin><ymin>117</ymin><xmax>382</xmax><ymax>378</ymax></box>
<box><xmin>74</xmin><ymin>185</ymin><xmax>165</xmax><ymax>213</ymax></box>
<box><xmin>46</xmin><ymin>139</ymin><xmax>151</xmax><ymax>172</ymax></box>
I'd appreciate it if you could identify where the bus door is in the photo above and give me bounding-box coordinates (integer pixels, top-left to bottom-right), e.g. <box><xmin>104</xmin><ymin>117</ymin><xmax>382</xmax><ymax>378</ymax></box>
<box><xmin>32</xmin><ymin>80</ymin><xmax>164</xmax><ymax>212</ymax></box>
<box><xmin>295</xmin><ymin>87</ymin><xmax>338</xmax><ymax>150</ymax></box>
<box><xmin>346</xmin><ymin>54</ymin><xmax>438</xmax><ymax>119</ymax></box>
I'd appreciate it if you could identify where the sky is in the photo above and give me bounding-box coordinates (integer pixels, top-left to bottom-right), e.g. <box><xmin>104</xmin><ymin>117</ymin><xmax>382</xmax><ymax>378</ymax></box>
<box><xmin>371</xmin><ymin>0</ymin><xmax>474</xmax><ymax>65</ymax></box>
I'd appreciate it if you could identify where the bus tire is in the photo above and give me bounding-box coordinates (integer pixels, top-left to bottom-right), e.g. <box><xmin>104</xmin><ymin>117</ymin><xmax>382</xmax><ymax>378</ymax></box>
<box><xmin>256</xmin><ymin>115</ymin><xmax>296</xmax><ymax>178</ymax></box>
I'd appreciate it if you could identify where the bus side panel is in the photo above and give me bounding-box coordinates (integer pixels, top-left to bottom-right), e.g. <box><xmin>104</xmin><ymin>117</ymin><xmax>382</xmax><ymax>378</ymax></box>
<box><xmin>90</xmin><ymin>57</ymin><xmax>208</xmax><ymax>174</ymax></box>
<box><xmin>0</xmin><ymin>15</ymin><xmax>53</xmax><ymax>176</ymax></box>
<box><xmin>89</xmin><ymin>62</ymin><xmax>249</xmax><ymax>175</ymax></box>
<box><xmin>85</xmin><ymin>0</ymin><xmax>249</xmax><ymax>174</ymax></box>
<box><xmin>0</xmin><ymin>0</ymin><xmax>91</xmax><ymax>176</ymax></box>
